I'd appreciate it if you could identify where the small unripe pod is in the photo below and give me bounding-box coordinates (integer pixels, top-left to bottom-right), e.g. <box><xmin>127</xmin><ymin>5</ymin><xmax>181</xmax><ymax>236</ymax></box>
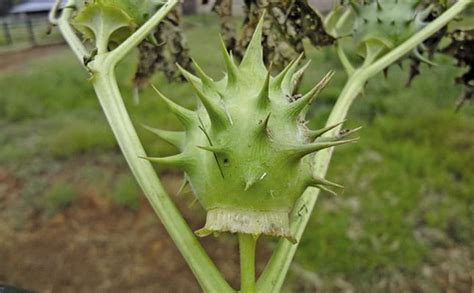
<box><xmin>145</xmin><ymin>17</ymin><xmax>358</xmax><ymax>241</ymax></box>
<box><xmin>349</xmin><ymin>0</ymin><xmax>431</xmax><ymax>57</ymax></box>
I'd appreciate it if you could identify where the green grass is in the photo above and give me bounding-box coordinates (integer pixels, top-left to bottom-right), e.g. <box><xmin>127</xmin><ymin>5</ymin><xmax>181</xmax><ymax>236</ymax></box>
<box><xmin>45</xmin><ymin>113</ymin><xmax>117</xmax><ymax>157</ymax></box>
<box><xmin>297</xmin><ymin>111</ymin><xmax>474</xmax><ymax>286</ymax></box>
<box><xmin>0</xmin><ymin>14</ymin><xmax>473</xmax><ymax>290</ymax></box>
<box><xmin>110</xmin><ymin>174</ymin><xmax>140</xmax><ymax>211</ymax></box>
<box><xmin>42</xmin><ymin>182</ymin><xmax>77</xmax><ymax>215</ymax></box>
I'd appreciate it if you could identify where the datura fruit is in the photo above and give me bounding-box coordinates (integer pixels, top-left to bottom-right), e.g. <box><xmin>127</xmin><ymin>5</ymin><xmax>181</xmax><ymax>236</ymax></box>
<box><xmin>349</xmin><ymin>0</ymin><xmax>432</xmax><ymax>58</ymax></box>
<box><xmin>144</xmin><ymin>17</ymin><xmax>358</xmax><ymax>241</ymax></box>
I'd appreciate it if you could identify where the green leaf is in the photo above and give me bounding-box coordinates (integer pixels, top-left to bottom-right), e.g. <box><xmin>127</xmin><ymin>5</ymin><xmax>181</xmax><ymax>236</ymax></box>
<box><xmin>72</xmin><ymin>1</ymin><xmax>136</xmax><ymax>51</ymax></box>
<box><xmin>105</xmin><ymin>0</ymin><xmax>165</xmax><ymax>24</ymax></box>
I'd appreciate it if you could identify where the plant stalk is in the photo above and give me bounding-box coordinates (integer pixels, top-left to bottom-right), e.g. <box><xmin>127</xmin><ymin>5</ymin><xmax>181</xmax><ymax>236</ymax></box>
<box><xmin>88</xmin><ymin>61</ymin><xmax>233</xmax><ymax>292</ymax></box>
<box><xmin>256</xmin><ymin>0</ymin><xmax>472</xmax><ymax>291</ymax></box>
<box><xmin>239</xmin><ymin>234</ymin><xmax>257</xmax><ymax>293</ymax></box>
<box><xmin>54</xmin><ymin>0</ymin><xmax>234</xmax><ymax>291</ymax></box>
<box><xmin>54</xmin><ymin>0</ymin><xmax>88</xmax><ymax>62</ymax></box>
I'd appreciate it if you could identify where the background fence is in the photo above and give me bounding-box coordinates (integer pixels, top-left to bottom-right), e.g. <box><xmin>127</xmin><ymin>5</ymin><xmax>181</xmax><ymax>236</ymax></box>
<box><xmin>0</xmin><ymin>15</ymin><xmax>64</xmax><ymax>48</ymax></box>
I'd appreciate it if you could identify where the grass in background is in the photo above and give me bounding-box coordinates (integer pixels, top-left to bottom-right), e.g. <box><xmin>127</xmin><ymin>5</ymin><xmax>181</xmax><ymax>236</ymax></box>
<box><xmin>110</xmin><ymin>175</ymin><xmax>140</xmax><ymax>211</ymax></box>
<box><xmin>42</xmin><ymin>182</ymin><xmax>77</xmax><ymax>215</ymax></box>
<box><xmin>45</xmin><ymin>114</ymin><xmax>117</xmax><ymax>157</ymax></box>
<box><xmin>0</xmin><ymin>15</ymin><xmax>472</xmax><ymax>290</ymax></box>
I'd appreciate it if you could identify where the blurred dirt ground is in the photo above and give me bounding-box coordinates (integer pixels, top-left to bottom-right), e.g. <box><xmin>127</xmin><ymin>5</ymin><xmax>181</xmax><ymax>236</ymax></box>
<box><xmin>0</xmin><ymin>44</ymin><xmax>64</xmax><ymax>72</ymax></box>
<box><xmin>1</xmin><ymin>164</ymin><xmax>472</xmax><ymax>292</ymax></box>
<box><xmin>0</xmin><ymin>167</ymin><xmax>271</xmax><ymax>292</ymax></box>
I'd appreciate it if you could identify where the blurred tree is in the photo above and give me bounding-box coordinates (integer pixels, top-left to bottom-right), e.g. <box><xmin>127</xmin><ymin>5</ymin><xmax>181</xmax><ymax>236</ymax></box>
<box><xmin>212</xmin><ymin>0</ymin><xmax>237</xmax><ymax>50</ymax></box>
<box><xmin>0</xmin><ymin>0</ymin><xmax>15</xmax><ymax>16</ymax></box>
<box><xmin>182</xmin><ymin>0</ymin><xmax>198</xmax><ymax>15</ymax></box>
<box><xmin>133</xmin><ymin>8</ymin><xmax>193</xmax><ymax>90</ymax></box>
<box><xmin>211</xmin><ymin>0</ymin><xmax>335</xmax><ymax>70</ymax></box>
<box><xmin>134</xmin><ymin>0</ymin><xmax>335</xmax><ymax>88</ymax></box>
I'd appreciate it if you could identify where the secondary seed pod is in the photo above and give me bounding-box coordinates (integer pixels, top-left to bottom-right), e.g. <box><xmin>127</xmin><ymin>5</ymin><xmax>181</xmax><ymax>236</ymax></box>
<box><xmin>145</xmin><ymin>17</ymin><xmax>357</xmax><ymax>240</ymax></box>
<box><xmin>349</xmin><ymin>0</ymin><xmax>431</xmax><ymax>56</ymax></box>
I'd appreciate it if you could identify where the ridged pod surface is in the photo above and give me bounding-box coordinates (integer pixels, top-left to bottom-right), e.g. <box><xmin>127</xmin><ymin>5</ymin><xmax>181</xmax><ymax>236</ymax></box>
<box><xmin>146</xmin><ymin>17</ymin><xmax>358</xmax><ymax>241</ymax></box>
<box><xmin>350</xmin><ymin>0</ymin><xmax>431</xmax><ymax>56</ymax></box>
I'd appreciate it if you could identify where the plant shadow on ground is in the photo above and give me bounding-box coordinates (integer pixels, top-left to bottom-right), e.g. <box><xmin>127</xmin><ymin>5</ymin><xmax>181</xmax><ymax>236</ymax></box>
<box><xmin>0</xmin><ymin>15</ymin><xmax>473</xmax><ymax>292</ymax></box>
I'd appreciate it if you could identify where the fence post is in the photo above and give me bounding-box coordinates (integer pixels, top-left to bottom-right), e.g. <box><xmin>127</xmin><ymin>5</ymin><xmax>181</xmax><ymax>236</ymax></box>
<box><xmin>2</xmin><ymin>20</ymin><xmax>12</xmax><ymax>45</ymax></box>
<box><xmin>26</xmin><ymin>16</ymin><xmax>36</xmax><ymax>46</ymax></box>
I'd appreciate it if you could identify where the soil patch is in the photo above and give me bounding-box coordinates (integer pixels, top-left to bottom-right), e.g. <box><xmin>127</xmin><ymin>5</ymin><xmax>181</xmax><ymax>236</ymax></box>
<box><xmin>0</xmin><ymin>44</ymin><xmax>67</xmax><ymax>73</ymax></box>
<box><xmin>0</xmin><ymin>170</ymin><xmax>270</xmax><ymax>293</ymax></box>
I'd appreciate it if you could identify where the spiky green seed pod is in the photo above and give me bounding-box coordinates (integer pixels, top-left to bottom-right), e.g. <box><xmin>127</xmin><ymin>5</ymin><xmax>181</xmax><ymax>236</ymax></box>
<box><xmin>145</xmin><ymin>17</ymin><xmax>358</xmax><ymax>241</ymax></box>
<box><xmin>73</xmin><ymin>0</ymin><xmax>164</xmax><ymax>49</ymax></box>
<box><xmin>349</xmin><ymin>0</ymin><xmax>431</xmax><ymax>56</ymax></box>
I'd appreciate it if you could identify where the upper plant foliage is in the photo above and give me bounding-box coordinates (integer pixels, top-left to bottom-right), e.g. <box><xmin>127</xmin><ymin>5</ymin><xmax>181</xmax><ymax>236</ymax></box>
<box><xmin>144</xmin><ymin>17</ymin><xmax>358</xmax><ymax>240</ymax></box>
<box><xmin>72</xmin><ymin>0</ymin><xmax>164</xmax><ymax>50</ymax></box>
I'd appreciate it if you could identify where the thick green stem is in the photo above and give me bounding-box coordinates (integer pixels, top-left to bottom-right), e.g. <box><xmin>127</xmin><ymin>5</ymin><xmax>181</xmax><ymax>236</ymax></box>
<box><xmin>239</xmin><ymin>234</ymin><xmax>257</xmax><ymax>293</ymax></box>
<box><xmin>336</xmin><ymin>44</ymin><xmax>354</xmax><ymax>76</ymax></box>
<box><xmin>89</xmin><ymin>61</ymin><xmax>233</xmax><ymax>292</ymax></box>
<box><xmin>256</xmin><ymin>1</ymin><xmax>472</xmax><ymax>291</ymax></box>
<box><xmin>55</xmin><ymin>0</ymin><xmax>88</xmax><ymax>62</ymax></box>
